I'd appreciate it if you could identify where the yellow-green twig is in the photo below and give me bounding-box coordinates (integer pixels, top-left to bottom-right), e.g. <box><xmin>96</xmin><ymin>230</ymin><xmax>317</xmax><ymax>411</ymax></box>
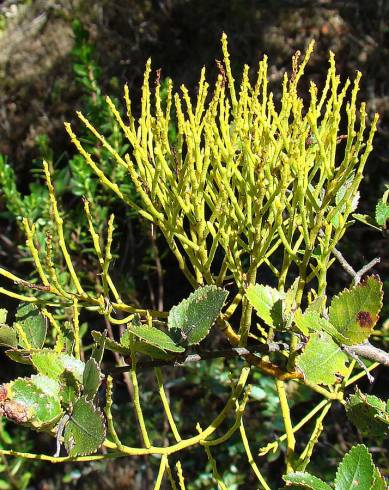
<box><xmin>43</xmin><ymin>161</ymin><xmax>85</xmax><ymax>296</ymax></box>
<box><xmin>240</xmin><ymin>417</ymin><xmax>271</xmax><ymax>490</ymax></box>
<box><xmin>154</xmin><ymin>455</ymin><xmax>168</xmax><ymax>490</ymax></box>
<box><xmin>130</xmin><ymin>338</ymin><xmax>151</xmax><ymax>448</ymax></box>
<box><xmin>72</xmin><ymin>297</ymin><xmax>81</xmax><ymax>359</ymax></box>
<box><xmin>276</xmin><ymin>379</ymin><xmax>295</xmax><ymax>473</ymax></box>
<box><xmin>176</xmin><ymin>461</ymin><xmax>186</xmax><ymax>490</ymax></box>
<box><xmin>104</xmin><ymin>375</ymin><xmax>124</xmax><ymax>450</ymax></box>
<box><xmin>155</xmin><ymin>368</ymin><xmax>182</xmax><ymax>442</ymax></box>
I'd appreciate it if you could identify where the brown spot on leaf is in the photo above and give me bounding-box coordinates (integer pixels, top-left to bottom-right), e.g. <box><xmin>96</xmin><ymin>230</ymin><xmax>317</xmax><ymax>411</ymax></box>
<box><xmin>0</xmin><ymin>385</ymin><xmax>8</xmax><ymax>402</ymax></box>
<box><xmin>2</xmin><ymin>400</ymin><xmax>29</xmax><ymax>424</ymax></box>
<box><xmin>356</xmin><ymin>311</ymin><xmax>373</xmax><ymax>329</ymax></box>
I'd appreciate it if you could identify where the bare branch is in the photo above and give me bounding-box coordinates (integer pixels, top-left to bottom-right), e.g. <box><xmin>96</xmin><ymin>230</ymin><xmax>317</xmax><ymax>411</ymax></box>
<box><xmin>332</xmin><ymin>247</ymin><xmax>380</xmax><ymax>284</ymax></box>
<box><xmin>105</xmin><ymin>342</ymin><xmax>288</xmax><ymax>376</ymax></box>
<box><xmin>341</xmin><ymin>345</ymin><xmax>374</xmax><ymax>383</ymax></box>
<box><xmin>332</xmin><ymin>247</ymin><xmax>358</xmax><ymax>281</ymax></box>
<box><xmin>345</xmin><ymin>341</ymin><xmax>389</xmax><ymax>367</ymax></box>
<box><xmin>356</xmin><ymin>258</ymin><xmax>381</xmax><ymax>282</ymax></box>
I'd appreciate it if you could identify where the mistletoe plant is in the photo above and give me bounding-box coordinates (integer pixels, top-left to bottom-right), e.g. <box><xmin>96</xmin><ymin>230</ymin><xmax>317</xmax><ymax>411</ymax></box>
<box><xmin>0</xmin><ymin>36</ymin><xmax>387</xmax><ymax>488</ymax></box>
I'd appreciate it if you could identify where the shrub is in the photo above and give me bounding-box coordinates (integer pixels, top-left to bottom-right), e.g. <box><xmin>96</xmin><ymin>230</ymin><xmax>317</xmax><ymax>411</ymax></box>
<box><xmin>0</xmin><ymin>35</ymin><xmax>387</xmax><ymax>488</ymax></box>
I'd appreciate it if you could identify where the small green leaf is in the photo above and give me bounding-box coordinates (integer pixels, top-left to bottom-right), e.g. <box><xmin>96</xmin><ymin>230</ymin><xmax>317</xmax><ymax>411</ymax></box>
<box><xmin>294</xmin><ymin>309</ymin><xmax>348</xmax><ymax>343</ymax></box>
<box><xmin>352</xmin><ymin>213</ymin><xmax>382</xmax><ymax>231</ymax></box>
<box><xmin>128</xmin><ymin>317</ymin><xmax>184</xmax><ymax>353</ymax></box>
<box><xmin>329</xmin><ymin>276</ymin><xmax>383</xmax><ymax>345</ymax></box>
<box><xmin>283</xmin><ymin>472</ymin><xmax>332</xmax><ymax>490</ymax></box>
<box><xmin>375</xmin><ymin>199</ymin><xmax>389</xmax><ymax>227</ymax></box>
<box><xmin>30</xmin><ymin>374</ymin><xmax>60</xmax><ymax>398</ymax></box>
<box><xmin>120</xmin><ymin>328</ymin><xmax>131</xmax><ymax>348</ymax></box>
<box><xmin>119</xmin><ymin>330</ymin><xmax>173</xmax><ymax>359</ymax></box>
<box><xmin>133</xmin><ymin>340</ymin><xmax>173</xmax><ymax>360</ymax></box>
<box><xmin>332</xmin><ymin>176</ymin><xmax>359</xmax><ymax>228</ymax></box>
<box><xmin>6</xmin><ymin>377</ymin><xmax>63</xmax><ymax>429</ymax></box>
<box><xmin>305</xmin><ymin>296</ymin><xmax>326</xmax><ymax>315</ymax></box>
<box><xmin>122</xmin><ymin>322</ymin><xmax>173</xmax><ymax>358</ymax></box>
<box><xmin>246</xmin><ymin>284</ymin><xmax>284</xmax><ymax>329</ymax></box>
<box><xmin>334</xmin><ymin>445</ymin><xmax>374</xmax><ymax>490</ymax></box>
<box><xmin>296</xmin><ymin>332</ymin><xmax>349</xmax><ymax>385</ymax></box>
<box><xmin>284</xmin><ymin>278</ymin><xmax>299</xmax><ymax>320</ymax></box>
<box><xmin>31</xmin><ymin>351</ymin><xmax>85</xmax><ymax>382</ymax></box>
<box><xmin>294</xmin><ymin>309</ymin><xmax>315</xmax><ymax>336</ymax></box>
<box><xmin>168</xmin><ymin>285</ymin><xmax>228</xmax><ymax>346</ymax></box>
<box><xmin>92</xmin><ymin>331</ymin><xmax>129</xmax><ymax>356</ymax></box>
<box><xmin>14</xmin><ymin>304</ymin><xmax>47</xmax><ymax>349</ymax></box>
<box><xmin>64</xmin><ymin>397</ymin><xmax>106</xmax><ymax>456</ymax></box>
<box><xmin>59</xmin><ymin>370</ymin><xmax>81</xmax><ymax>407</ymax></box>
<box><xmin>83</xmin><ymin>358</ymin><xmax>102</xmax><ymax>400</ymax></box>
<box><xmin>345</xmin><ymin>389</ymin><xmax>389</xmax><ymax>438</ymax></box>
<box><xmin>91</xmin><ymin>331</ymin><xmax>106</xmax><ymax>364</ymax></box>
<box><xmin>0</xmin><ymin>309</ymin><xmax>8</xmax><ymax>324</ymax></box>
<box><xmin>5</xmin><ymin>349</ymin><xmax>32</xmax><ymax>364</ymax></box>
<box><xmin>0</xmin><ymin>325</ymin><xmax>18</xmax><ymax>348</ymax></box>
<box><xmin>117</xmin><ymin>328</ymin><xmax>175</xmax><ymax>359</ymax></box>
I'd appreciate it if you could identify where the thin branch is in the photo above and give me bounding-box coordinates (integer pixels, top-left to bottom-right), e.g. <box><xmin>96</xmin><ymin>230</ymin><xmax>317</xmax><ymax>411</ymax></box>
<box><xmin>345</xmin><ymin>341</ymin><xmax>389</xmax><ymax>367</ymax></box>
<box><xmin>341</xmin><ymin>345</ymin><xmax>374</xmax><ymax>383</ymax></box>
<box><xmin>149</xmin><ymin>223</ymin><xmax>164</xmax><ymax>312</ymax></box>
<box><xmin>332</xmin><ymin>247</ymin><xmax>358</xmax><ymax>280</ymax></box>
<box><xmin>332</xmin><ymin>247</ymin><xmax>380</xmax><ymax>284</ymax></box>
<box><xmin>356</xmin><ymin>258</ymin><xmax>381</xmax><ymax>281</ymax></box>
<box><xmin>105</xmin><ymin>343</ymin><xmax>288</xmax><ymax>376</ymax></box>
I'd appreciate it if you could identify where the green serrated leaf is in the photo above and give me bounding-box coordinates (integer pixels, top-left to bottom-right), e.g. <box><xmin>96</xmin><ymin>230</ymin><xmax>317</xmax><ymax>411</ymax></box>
<box><xmin>294</xmin><ymin>309</ymin><xmax>348</xmax><ymax>343</ymax></box>
<box><xmin>31</xmin><ymin>351</ymin><xmax>85</xmax><ymax>382</ymax></box>
<box><xmin>294</xmin><ymin>309</ymin><xmax>315</xmax><ymax>336</ymax></box>
<box><xmin>59</xmin><ymin>370</ymin><xmax>81</xmax><ymax>407</ymax></box>
<box><xmin>283</xmin><ymin>472</ymin><xmax>332</xmax><ymax>490</ymax></box>
<box><xmin>306</xmin><ymin>296</ymin><xmax>326</xmax><ymax>314</ymax></box>
<box><xmin>296</xmin><ymin>332</ymin><xmax>349</xmax><ymax>386</ymax></box>
<box><xmin>133</xmin><ymin>340</ymin><xmax>173</xmax><ymax>360</ymax></box>
<box><xmin>83</xmin><ymin>358</ymin><xmax>102</xmax><ymax>400</ymax></box>
<box><xmin>345</xmin><ymin>389</ymin><xmax>389</xmax><ymax>438</ymax></box>
<box><xmin>329</xmin><ymin>276</ymin><xmax>383</xmax><ymax>345</ymax></box>
<box><xmin>246</xmin><ymin>284</ymin><xmax>284</xmax><ymax>329</ymax></box>
<box><xmin>92</xmin><ymin>331</ymin><xmax>129</xmax><ymax>356</ymax></box>
<box><xmin>371</xmin><ymin>466</ymin><xmax>387</xmax><ymax>490</ymax></box>
<box><xmin>168</xmin><ymin>285</ymin><xmax>228</xmax><ymax>346</ymax></box>
<box><xmin>91</xmin><ymin>331</ymin><xmax>106</xmax><ymax>365</ymax></box>
<box><xmin>64</xmin><ymin>397</ymin><xmax>106</xmax><ymax>456</ymax></box>
<box><xmin>14</xmin><ymin>304</ymin><xmax>47</xmax><ymax>349</ymax></box>
<box><xmin>334</xmin><ymin>445</ymin><xmax>374</xmax><ymax>490</ymax></box>
<box><xmin>0</xmin><ymin>325</ymin><xmax>18</xmax><ymax>348</ymax></box>
<box><xmin>352</xmin><ymin>213</ymin><xmax>382</xmax><ymax>231</ymax></box>
<box><xmin>375</xmin><ymin>199</ymin><xmax>389</xmax><ymax>227</ymax></box>
<box><xmin>0</xmin><ymin>309</ymin><xmax>7</xmax><ymax>324</ymax></box>
<box><xmin>7</xmin><ymin>377</ymin><xmax>63</xmax><ymax>429</ymax></box>
<box><xmin>120</xmin><ymin>328</ymin><xmax>131</xmax><ymax>348</ymax></box>
<box><xmin>119</xmin><ymin>326</ymin><xmax>172</xmax><ymax>360</ymax></box>
<box><xmin>121</xmin><ymin>321</ymin><xmax>173</xmax><ymax>358</ymax></box>
<box><xmin>30</xmin><ymin>374</ymin><xmax>60</xmax><ymax>398</ymax></box>
<box><xmin>5</xmin><ymin>349</ymin><xmax>32</xmax><ymax>364</ymax></box>
<box><xmin>128</xmin><ymin>317</ymin><xmax>184</xmax><ymax>353</ymax></box>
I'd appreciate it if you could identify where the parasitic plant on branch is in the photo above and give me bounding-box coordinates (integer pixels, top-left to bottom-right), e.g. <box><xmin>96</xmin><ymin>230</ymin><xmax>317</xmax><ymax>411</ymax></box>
<box><xmin>0</xmin><ymin>35</ymin><xmax>387</xmax><ymax>488</ymax></box>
